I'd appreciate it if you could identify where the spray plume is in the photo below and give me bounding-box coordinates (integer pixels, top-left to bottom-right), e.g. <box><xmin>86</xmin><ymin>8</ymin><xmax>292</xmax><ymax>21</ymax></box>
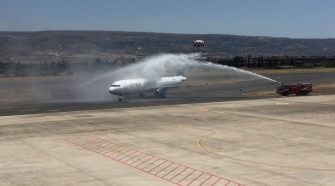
<box><xmin>31</xmin><ymin>53</ymin><xmax>278</xmax><ymax>103</ymax></box>
<box><xmin>85</xmin><ymin>53</ymin><xmax>277</xmax><ymax>85</ymax></box>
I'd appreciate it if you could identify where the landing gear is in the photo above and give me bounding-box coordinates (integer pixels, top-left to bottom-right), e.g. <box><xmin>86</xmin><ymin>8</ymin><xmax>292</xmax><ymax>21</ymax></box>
<box><xmin>154</xmin><ymin>88</ymin><xmax>167</xmax><ymax>98</ymax></box>
<box><xmin>118</xmin><ymin>95</ymin><xmax>123</xmax><ymax>102</ymax></box>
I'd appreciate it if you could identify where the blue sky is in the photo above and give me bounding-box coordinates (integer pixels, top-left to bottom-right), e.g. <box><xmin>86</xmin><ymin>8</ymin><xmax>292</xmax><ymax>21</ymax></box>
<box><xmin>0</xmin><ymin>0</ymin><xmax>334</xmax><ymax>38</ymax></box>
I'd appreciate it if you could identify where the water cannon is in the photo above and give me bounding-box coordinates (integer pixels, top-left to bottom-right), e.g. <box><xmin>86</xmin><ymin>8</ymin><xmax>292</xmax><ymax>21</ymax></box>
<box><xmin>193</xmin><ymin>40</ymin><xmax>205</xmax><ymax>53</ymax></box>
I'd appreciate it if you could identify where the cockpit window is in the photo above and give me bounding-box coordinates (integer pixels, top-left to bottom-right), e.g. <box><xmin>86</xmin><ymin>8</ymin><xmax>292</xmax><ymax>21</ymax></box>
<box><xmin>111</xmin><ymin>85</ymin><xmax>120</xmax><ymax>87</ymax></box>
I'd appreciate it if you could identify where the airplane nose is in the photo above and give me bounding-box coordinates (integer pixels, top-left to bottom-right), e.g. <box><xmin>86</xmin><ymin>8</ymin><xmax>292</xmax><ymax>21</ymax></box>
<box><xmin>108</xmin><ymin>87</ymin><xmax>115</xmax><ymax>95</ymax></box>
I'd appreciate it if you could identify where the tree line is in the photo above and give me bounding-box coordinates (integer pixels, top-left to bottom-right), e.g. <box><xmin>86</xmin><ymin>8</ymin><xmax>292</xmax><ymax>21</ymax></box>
<box><xmin>207</xmin><ymin>56</ymin><xmax>335</xmax><ymax>68</ymax></box>
<box><xmin>1</xmin><ymin>56</ymin><xmax>335</xmax><ymax>77</ymax></box>
<box><xmin>0</xmin><ymin>58</ymin><xmax>123</xmax><ymax>77</ymax></box>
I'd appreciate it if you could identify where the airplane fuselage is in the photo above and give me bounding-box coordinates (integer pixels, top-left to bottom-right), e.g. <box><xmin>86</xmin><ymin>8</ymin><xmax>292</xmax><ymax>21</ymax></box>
<box><xmin>108</xmin><ymin>76</ymin><xmax>187</xmax><ymax>97</ymax></box>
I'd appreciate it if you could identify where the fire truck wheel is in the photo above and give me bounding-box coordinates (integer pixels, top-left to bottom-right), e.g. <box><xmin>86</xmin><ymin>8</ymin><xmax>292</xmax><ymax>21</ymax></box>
<box><xmin>301</xmin><ymin>91</ymin><xmax>308</xmax><ymax>95</ymax></box>
<box><xmin>282</xmin><ymin>92</ymin><xmax>289</xmax><ymax>96</ymax></box>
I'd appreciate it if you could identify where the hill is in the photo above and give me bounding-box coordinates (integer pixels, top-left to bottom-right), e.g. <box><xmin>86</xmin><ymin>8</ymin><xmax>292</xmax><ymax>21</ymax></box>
<box><xmin>0</xmin><ymin>31</ymin><xmax>335</xmax><ymax>60</ymax></box>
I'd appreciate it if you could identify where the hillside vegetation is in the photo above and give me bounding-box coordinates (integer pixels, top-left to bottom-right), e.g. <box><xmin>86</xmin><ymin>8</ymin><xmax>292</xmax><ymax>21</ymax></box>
<box><xmin>1</xmin><ymin>31</ymin><xmax>335</xmax><ymax>58</ymax></box>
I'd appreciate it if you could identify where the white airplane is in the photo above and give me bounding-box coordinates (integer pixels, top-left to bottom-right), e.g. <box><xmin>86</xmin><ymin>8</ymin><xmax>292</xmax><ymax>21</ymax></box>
<box><xmin>108</xmin><ymin>76</ymin><xmax>187</xmax><ymax>102</ymax></box>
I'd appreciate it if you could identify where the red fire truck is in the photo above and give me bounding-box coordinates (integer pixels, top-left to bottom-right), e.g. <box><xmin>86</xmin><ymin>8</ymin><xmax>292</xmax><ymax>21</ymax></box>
<box><xmin>277</xmin><ymin>83</ymin><xmax>312</xmax><ymax>96</ymax></box>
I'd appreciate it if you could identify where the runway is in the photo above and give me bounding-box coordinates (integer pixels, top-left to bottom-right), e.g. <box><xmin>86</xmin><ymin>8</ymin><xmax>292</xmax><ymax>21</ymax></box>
<box><xmin>1</xmin><ymin>68</ymin><xmax>335</xmax><ymax>185</ymax></box>
<box><xmin>1</xmin><ymin>68</ymin><xmax>335</xmax><ymax>116</ymax></box>
<box><xmin>1</xmin><ymin>95</ymin><xmax>334</xmax><ymax>186</ymax></box>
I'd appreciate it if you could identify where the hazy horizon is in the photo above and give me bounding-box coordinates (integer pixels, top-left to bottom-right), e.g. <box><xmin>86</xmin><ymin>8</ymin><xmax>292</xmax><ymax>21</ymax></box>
<box><xmin>1</xmin><ymin>0</ymin><xmax>335</xmax><ymax>39</ymax></box>
<box><xmin>1</xmin><ymin>29</ymin><xmax>335</xmax><ymax>40</ymax></box>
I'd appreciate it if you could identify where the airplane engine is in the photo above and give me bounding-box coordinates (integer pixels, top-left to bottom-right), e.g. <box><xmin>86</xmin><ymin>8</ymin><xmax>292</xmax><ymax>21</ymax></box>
<box><xmin>154</xmin><ymin>88</ymin><xmax>167</xmax><ymax>98</ymax></box>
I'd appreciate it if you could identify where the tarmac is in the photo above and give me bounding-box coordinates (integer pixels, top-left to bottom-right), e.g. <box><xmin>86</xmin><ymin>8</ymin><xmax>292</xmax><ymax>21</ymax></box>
<box><xmin>1</xmin><ymin>95</ymin><xmax>335</xmax><ymax>186</ymax></box>
<box><xmin>1</xmin><ymin>68</ymin><xmax>335</xmax><ymax>116</ymax></box>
